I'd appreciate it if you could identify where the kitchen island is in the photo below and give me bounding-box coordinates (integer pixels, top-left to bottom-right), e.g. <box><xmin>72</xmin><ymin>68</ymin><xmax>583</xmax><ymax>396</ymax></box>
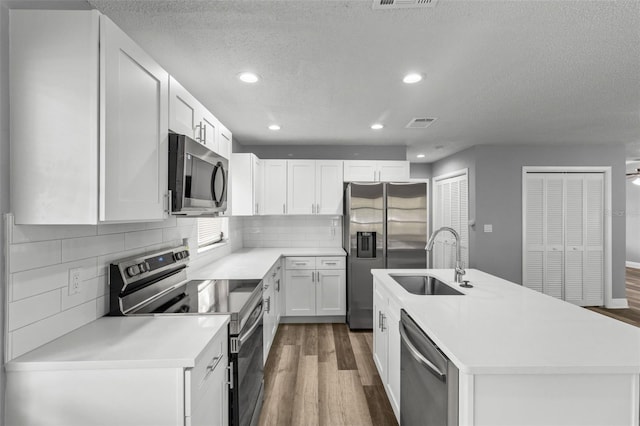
<box><xmin>372</xmin><ymin>268</ymin><xmax>640</xmax><ymax>426</ymax></box>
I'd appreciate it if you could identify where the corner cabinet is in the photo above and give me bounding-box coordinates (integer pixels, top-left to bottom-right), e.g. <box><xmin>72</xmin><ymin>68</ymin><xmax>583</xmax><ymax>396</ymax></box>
<box><xmin>343</xmin><ymin>161</ymin><xmax>410</xmax><ymax>182</ymax></box>
<box><xmin>10</xmin><ymin>10</ymin><xmax>169</xmax><ymax>224</ymax></box>
<box><xmin>287</xmin><ymin>160</ymin><xmax>344</xmax><ymax>215</ymax></box>
<box><xmin>230</xmin><ymin>153</ymin><xmax>263</xmax><ymax>216</ymax></box>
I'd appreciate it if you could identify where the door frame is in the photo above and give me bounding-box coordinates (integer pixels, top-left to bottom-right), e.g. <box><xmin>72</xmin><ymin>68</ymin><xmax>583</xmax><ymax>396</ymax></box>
<box><xmin>522</xmin><ymin>166</ymin><xmax>613</xmax><ymax>307</ymax></box>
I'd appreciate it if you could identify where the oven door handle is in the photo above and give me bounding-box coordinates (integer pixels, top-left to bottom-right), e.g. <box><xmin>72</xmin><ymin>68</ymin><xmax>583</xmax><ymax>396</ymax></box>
<box><xmin>238</xmin><ymin>304</ymin><xmax>264</xmax><ymax>346</ymax></box>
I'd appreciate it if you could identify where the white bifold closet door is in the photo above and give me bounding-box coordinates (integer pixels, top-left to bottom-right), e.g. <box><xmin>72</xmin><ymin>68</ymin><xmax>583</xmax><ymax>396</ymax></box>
<box><xmin>524</xmin><ymin>173</ymin><xmax>603</xmax><ymax>306</ymax></box>
<box><xmin>433</xmin><ymin>172</ymin><xmax>469</xmax><ymax>269</ymax></box>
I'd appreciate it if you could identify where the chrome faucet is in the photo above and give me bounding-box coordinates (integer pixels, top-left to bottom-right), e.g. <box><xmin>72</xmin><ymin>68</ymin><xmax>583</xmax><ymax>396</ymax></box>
<box><xmin>425</xmin><ymin>226</ymin><xmax>466</xmax><ymax>283</ymax></box>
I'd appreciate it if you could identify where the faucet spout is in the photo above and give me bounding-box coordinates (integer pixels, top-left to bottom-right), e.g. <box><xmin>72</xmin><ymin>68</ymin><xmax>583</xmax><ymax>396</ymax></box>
<box><xmin>425</xmin><ymin>226</ymin><xmax>466</xmax><ymax>283</ymax></box>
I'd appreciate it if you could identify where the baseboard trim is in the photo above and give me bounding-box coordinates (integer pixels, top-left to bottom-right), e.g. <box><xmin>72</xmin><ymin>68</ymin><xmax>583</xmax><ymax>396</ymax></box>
<box><xmin>280</xmin><ymin>315</ymin><xmax>345</xmax><ymax>324</ymax></box>
<box><xmin>605</xmin><ymin>298</ymin><xmax>629</xmax><ymax>309</ymax></box>
<box><xmin>626</xmin><ymin>261</ymin><xmax>640</xmax><ymax>269</ymax></box>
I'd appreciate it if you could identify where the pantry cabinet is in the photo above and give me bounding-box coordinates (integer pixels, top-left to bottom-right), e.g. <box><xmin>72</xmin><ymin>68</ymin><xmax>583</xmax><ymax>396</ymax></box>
<box><xmin>287</xmin><ymin>160</ymin><xmax>343</xmax><ymax>215</ymax></box>
<box><xmin>343</xmin><ymin>161</ymin><xmax>410</xmax><ymax>182</ymax></box>
<box><xmin>11</xmin><ymin>10</ymin><xmax>169</xmax><ymax>224</ymax></box>
<box><xmin>284</xmin><ymin>256</ymin><xmax>346</xmax><ymax>316</ymax></box>
<box><xmin>169</xmin><ymin>77</ymin><xmax>231</xmax><ymax>159</ymax></box>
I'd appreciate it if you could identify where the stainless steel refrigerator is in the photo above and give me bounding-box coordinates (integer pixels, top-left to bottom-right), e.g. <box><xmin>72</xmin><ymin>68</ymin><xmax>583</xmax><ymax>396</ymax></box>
<box><xmin>344</xmin><ymin>182</ymin><xmax>428</xmax><ymax>329</ymax></box>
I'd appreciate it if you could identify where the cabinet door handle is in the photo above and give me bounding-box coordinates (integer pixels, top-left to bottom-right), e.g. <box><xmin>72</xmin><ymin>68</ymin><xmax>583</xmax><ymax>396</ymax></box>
<box><xmin>276</xmin><ymin>279</ymin><xmax>280</xmax><ymax>292</ymax></box>
<box><xmin>381</xmin><ymin>313</ymin><xmax>387</xmax><ymax>331</ymax></box>
<box><xmin>378</xmin><ymin>311</ymin><xmax>382</xmax><ymax>330</ymax></box>
<box><xmin>255</xmin><ymin>203</ymin><xmax>258</xmax><ymax>215</ymax></box>
<box><xmin>283</xmin><ymin>204</ymin><xmax>286</xmax><ymax>214</ymax></box>
<box><xmin>265</xmin><ymin>296</ymin><xmax>271</xmax><ymax>313</ymax></box>
<box><xmin>206</xmin><ymin>353</ymin><xmax>224</xmax><ymax>374</ymax></box>
<box><xmin>311</xmin><ymin>203</ymin><xmax>315</xmax><ymax>214</ymax></box>
<box><xmin>203</xmin><ymin>123</ymin><xmax>207</xmax><ymax>143</ymax></box>
<box><xmin>316</xmin><ymin>271</ymin><xmax>320</xmax><ymax>281</ymax></box>
<box><xmin>312</xmin><ymin>272</ymin><xmax>315</xmax><ymax>282</ymax></box>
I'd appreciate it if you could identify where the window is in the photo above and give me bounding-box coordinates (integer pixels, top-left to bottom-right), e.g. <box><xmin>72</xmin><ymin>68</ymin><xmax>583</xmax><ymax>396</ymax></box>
<box><xmin>197</xmin><ymin>217</ymin><xmax>229</xmax><ymax>248</ymax></box>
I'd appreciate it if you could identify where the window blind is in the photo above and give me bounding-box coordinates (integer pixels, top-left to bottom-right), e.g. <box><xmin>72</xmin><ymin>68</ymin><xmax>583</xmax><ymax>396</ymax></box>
<box><xmin>197</xmin><ymin>217</ymin><xmax>226</xmax><ymax>247</ymax></box>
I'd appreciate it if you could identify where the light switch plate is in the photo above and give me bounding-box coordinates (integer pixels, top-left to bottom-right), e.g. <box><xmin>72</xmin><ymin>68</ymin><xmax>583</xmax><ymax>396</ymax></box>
<box><xmin>484</xmin><ymin>224</ymin><xmax>493</xmax><ymax>233</ymax></box>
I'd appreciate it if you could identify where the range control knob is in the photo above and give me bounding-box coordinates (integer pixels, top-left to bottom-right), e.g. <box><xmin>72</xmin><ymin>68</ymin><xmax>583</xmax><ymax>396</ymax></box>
<box><xmin>182</xmin><ymin>250</ymin><xmax>190</xmax><ymax>259</ymax></box>
<box><xmin>138</xmin><ymin>262</ymin><xmax>149</xmax><ymax>273</ymax></box>
<box><xmin>174</xmin><ymin>252</ymin><xmax>183</xmax><ymax>261</ymax></box>
<box><xmin>126</xmin><ymin>265</ymin><xmax>140</xmax><ymax>277</ymax></box>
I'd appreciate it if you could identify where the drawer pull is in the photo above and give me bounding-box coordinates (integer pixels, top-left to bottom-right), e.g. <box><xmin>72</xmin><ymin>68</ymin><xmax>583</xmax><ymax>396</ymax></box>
<box><xmin>294</xmin><ymin>262</ymin><xmax>307</xmax><ymax>265</ymax></box>
<box><xmin>324</xmin><ymin>262</ymin><xmax>337</xmax><ymax>265</ymax></box>
<box><xmin>206</xmin><ymin>354</ymin><xmax>224</xmax><ymax>373</ymax></box>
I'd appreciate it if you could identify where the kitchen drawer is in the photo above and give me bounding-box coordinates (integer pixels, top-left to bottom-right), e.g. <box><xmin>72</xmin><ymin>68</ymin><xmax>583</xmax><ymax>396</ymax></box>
<box><xmin>189</xmin><ymin>328</ymin><xmax>228</xmax><ymax>398</ymax></box>
<box><xmin>316</xmin><ymin>257</ymin><xmax>345</xmax><ymax>270</ymax></box>
<box><xmin>286</xmin><ymin>257</ymin><xmax>316</xmax><ymax>270</ymax></box>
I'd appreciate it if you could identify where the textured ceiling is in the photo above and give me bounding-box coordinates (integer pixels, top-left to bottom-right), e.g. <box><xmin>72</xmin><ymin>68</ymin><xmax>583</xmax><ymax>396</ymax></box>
<box><xmin>87</xmin><ymin>0</ymin><xmax>640</xmax><ymax>162</ymax></box>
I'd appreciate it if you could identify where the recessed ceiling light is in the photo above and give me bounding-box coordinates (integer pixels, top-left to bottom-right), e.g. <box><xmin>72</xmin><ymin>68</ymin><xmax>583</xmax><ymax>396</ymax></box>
<box><xmin>371</xmin><ymin>123</ymin><xmax>384</xmax><ymax>130</ymax></box>
<box><xmin>417</xmin><ymin>154</ymin><xmax>425</xmax><ymax>158</ymax></box>
<box><xmin>238</xmin><ymin>72</ymin><xmax>260</xmax><ymax>83</ymax></box>
<box><xmin>403</xmin><ymin>73</ymin><xmax>423</xmax><ymax>84</ymax></box>
<box><xmin>268</xmin><ymin>124</ymin><xmax>281</xmax><ymax>131</ymax></box>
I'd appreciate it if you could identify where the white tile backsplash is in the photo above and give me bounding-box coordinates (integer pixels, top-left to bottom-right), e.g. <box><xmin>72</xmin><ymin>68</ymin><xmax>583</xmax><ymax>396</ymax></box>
<box><xmin>5</xmin><ymin>214</ymin><xmax>244</xmax><ymax>360</ymax></box>
<box><xmin>243</xmin><ymin>216</ymin><xmax>342</xmax><ymax>248</ymax></box>
<box><xmin>61</xmin><ymin>233</ymin><xmax>124</xmax><ymax>262</ymax></box>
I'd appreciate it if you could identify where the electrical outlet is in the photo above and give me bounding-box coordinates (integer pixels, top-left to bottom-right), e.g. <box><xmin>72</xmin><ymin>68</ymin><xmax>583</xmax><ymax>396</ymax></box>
<box><xmin>484</xmin><ymin>224</ymin><xmax>493</xmax><ymax>233</ymax></box>
<box><xmin>68</xmin><ymin>268</ymin><xmax>81</xmax><ymax>296</ymax></box>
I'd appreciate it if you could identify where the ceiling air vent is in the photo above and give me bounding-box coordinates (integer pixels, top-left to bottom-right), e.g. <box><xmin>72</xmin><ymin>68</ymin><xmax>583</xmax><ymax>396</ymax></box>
<box><xmin>406</xmin><ymin>117</ymin><xmax>437</xmax><ymax>129</ymax></box>
<box><xmin>372</xmin><ymin>0</ymin><xmax>438</xmax><ymax>10</ymax></box>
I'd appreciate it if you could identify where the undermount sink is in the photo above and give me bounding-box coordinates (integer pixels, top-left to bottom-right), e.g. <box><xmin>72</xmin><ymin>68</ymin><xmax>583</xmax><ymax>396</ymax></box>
<box><xmin>389</xmin><ymin>274</ymin><xmax>464</xmax><ymax>296</ymax></box>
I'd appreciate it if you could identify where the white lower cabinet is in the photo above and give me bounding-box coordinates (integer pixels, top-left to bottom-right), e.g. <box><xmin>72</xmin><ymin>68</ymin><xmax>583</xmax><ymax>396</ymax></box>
<box><xmin>284</xmin><ymin>256</ymin><xmax>346</xmax><ymax>317</ymax></box>
<box><xmin>5</xmin><ymin>322</ymin><xmax>230</xmax><ymax>426</ymax></box>
<box><xmin>263</xmin><ymin>259</ymin><xmax>284</xmax><ymax>364</ymax></box>
<box><xmin>373</xmin><ymin>280</ymin><xmax>401</xmax><ymax>422</ymax></box>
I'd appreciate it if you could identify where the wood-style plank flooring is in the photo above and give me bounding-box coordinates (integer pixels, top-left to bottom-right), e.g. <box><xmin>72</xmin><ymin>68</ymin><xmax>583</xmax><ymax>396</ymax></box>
<box><xmin>586</xmin><ymin>268</ymin><xmax>640</xmax><ymax>327</ymax></box>
<box><xmin>258</xmin><ymin>323</ymin><xmax>398</xmax><ymax>426</ymax></box>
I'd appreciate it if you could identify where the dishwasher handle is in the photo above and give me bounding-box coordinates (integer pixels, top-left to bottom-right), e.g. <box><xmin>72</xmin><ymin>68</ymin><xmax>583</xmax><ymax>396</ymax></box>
<box><xmin>399</xmin><ymin>321</ymin><xmax>447</xmax><ymax>382</ymax></box>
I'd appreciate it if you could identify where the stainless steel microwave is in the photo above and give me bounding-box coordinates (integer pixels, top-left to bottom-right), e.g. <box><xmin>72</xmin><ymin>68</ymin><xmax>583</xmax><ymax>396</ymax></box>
<box><xmin>169</xmin><ymin>133</ymin><xmax>228</xmax><ymax>216</ymax></box>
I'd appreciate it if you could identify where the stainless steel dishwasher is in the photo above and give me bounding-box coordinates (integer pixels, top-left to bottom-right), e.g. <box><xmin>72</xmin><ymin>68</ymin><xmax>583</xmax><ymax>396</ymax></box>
<box><xmin>400</xmin><ymin>309</ymin><xmax>458</xmax><ymax>425</ymax></box>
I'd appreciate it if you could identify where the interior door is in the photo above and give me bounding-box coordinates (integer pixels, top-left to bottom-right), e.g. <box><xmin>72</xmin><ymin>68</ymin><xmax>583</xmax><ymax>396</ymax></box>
<box><xmin>100</xmin><ymin>15</ymin><xmax>168</xmax><ymax>222</ymax></box>
<box><xmin>432</xmin><ymin>172</ymin><xmax>468</xmax><ymax>268</ymax></box>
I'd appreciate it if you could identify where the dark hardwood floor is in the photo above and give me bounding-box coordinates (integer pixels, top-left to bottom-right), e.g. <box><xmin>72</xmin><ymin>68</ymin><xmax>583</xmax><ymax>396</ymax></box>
<box><xmin>258</xmin><ymin>323</ymin><xmax>398</xmax><ymax>426</ymax></box>
<box><xmin>586</xmin><ymin>267</ymin><xmax>640</xmax><ymax>327</ymax></box>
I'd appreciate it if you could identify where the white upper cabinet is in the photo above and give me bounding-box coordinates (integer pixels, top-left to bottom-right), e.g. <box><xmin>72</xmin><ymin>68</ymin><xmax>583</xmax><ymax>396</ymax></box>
<box><xmin>100</xmin><ymin>15</ymin><xmax>168</xmax><ymax>222</ymax></box>
<box><xmin>288</xmin><ymin>160</ymin><xmax>343</xmax><ymax>215</ymax></box>
<box><xmin>315</xmin><ymin>161</ymin><xmax>344</xmax><ymax>215</ymax></box>
<box><xmin>263</xmin><ymin>160</ymin><xmax>288</xmax><ymax>215</ymax></box>
<box><xmin>10</xmin><ymin>10</ymin><xmax>168</xmax><ymax>224</ymax></box>
<box><xmin>343</xmin><ymin>161</ymin><xmax>410</xmax><ymax>182</ymax></box>
<box><xmin>230</xmin><ymin>153</ymin><xmax>262</xmax><ymax>216</ymax></box>
<box><xmin>287</xmin><ymin>160</ymin><xmax>317</xmax><ymax>215</ymax></box>
<box><xmin>168</xmin><ymin>77</ymin><xmax>199</xmax><ymax>140</ymax></box>
<box><xmin>168</xmin><ymin>76</ymin><xmax>231</xmax><ymax>159</ymax></box>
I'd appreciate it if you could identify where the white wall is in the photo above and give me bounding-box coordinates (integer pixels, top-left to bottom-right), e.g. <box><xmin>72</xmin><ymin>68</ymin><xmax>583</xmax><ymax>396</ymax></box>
<box><xmin>627</xmin><ymin>162</ymin><xmax>640</xmax><ymax>266</ymax></box>
<box><xmin>243</xmin><ymin>216</ymin><xmax>342</xmax><ymax>248</ymax></box>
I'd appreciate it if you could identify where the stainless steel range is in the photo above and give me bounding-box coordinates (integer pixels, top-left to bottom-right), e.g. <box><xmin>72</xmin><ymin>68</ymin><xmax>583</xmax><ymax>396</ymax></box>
<box><xmin>109</xmin><ymin>246</ymin><xmax>264</xmax><ymax>426</ymax></box>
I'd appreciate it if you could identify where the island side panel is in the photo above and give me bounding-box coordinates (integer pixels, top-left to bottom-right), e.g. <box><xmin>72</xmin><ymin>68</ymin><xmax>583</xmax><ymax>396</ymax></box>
<box><xmin>5</xmin><ymin>368</ymin><xmax>184</xmax><ymax>426</ymax></box>
<box><xmin>471</xmin><ymin>373</ymin><xmax>639</xmax><ymax>426</ymax></box>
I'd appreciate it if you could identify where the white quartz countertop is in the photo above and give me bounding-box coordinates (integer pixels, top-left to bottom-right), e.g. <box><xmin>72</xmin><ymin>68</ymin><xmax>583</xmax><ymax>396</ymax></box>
<box><xmin>372</xmin><ymin>269</ymin><xmax>640</xmax><ymax>375</ymax></box>
<box><xmin>189</xmin><ymin>247</ymin><xmax>346</xmax><ymax>280</ymax></box>
<box><xmin>5</xmin><ymin>315</ymin><xmax>230</xmax><ymax>371</ymax></box>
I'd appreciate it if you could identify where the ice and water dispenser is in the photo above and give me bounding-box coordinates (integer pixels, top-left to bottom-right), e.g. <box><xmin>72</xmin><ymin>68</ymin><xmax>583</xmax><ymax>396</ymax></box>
<box><xmin>356</xmin><ymin>232</ymin><xmax>376</xmax><ymax>258</ymax></box>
